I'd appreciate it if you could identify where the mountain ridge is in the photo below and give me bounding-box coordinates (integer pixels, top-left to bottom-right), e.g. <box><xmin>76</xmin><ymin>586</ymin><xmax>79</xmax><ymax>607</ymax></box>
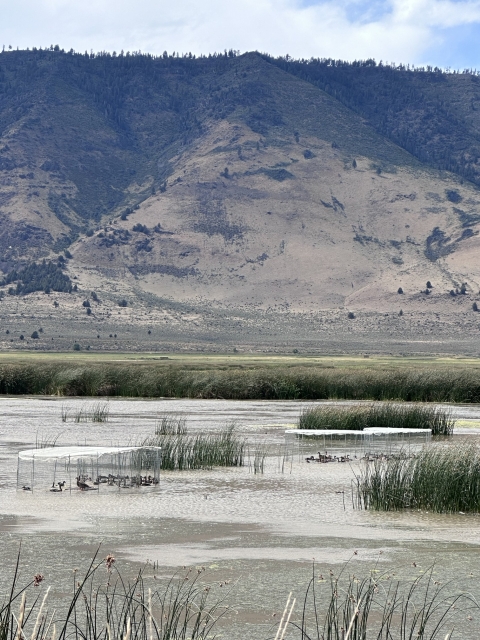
<box><xmin>1</xmin><ymin>48</ymin><xmax>480</xmax><ymax>351</ymax></box>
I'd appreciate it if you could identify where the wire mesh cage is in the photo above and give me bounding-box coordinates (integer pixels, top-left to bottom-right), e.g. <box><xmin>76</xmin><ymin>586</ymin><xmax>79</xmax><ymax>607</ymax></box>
<box><xmin>17</xmin><ymin>446</ymin><xmax>161</xmax><ymax>493</ymax></box>
<box><xmin>285</xmin><ymin>428</ymin><xmax>431</xmax><ymax>462</ymax></box>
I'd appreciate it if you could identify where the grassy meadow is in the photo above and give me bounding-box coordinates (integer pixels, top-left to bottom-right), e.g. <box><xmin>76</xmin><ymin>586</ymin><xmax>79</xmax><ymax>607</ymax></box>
<box><xmin>1</xmin><ymin>353</ymin><xmax>480</xmax><ymax>400</ymax></box>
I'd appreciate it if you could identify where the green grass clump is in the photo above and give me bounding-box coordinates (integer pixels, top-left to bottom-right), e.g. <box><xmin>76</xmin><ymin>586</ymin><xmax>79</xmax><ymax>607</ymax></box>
<box><xmin>299</xmin><ymin>403</ymin><xmax>455</xmax><ymax>435</ymax></box>
<box><xmin>143</xmin><ymin>421</ymin><xmax>246</xmax><ymax>471</ymax></box>
<box><xmin>357</xmin><ymin>442</ymin><xmax>480</xmax><ymax>512</ymax></box>
<box><xmin>60</xmin><ymin>402</ymin><xmax>109</xmax><ymax>422</ymax></box>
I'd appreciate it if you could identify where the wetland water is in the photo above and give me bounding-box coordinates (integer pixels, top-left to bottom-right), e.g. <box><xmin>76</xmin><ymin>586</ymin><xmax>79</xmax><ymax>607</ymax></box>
<box><xmin>2</xmin><ymin>398</ymin><xmax>480</xmax><ymax>638</ymax></box>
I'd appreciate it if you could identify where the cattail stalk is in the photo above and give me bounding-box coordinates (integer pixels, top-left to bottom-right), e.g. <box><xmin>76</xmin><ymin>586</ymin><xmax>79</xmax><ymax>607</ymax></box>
<box><xmin>30</xmin><ymin>586</ymin><xmax>50</xmax><ymax>640</ymax></box>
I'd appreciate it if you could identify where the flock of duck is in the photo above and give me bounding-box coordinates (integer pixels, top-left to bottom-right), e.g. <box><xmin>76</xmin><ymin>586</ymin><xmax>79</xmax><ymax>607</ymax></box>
<box><xmin>304</xmin><ymin>451</ymin><xmax>403</xmax><ymax>464</ymax></box>
<box><xmin>22</xmin><ymin>474</ymin><xmax>160</xmax><ymax>492</ymax></box>
<box><xmin>305</xmin><ymin>452</ymin><xmax>354</xmax><ymax>464</ymax></box>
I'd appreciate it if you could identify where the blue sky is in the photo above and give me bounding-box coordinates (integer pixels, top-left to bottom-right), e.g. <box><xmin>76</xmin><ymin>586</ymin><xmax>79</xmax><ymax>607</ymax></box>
<box><xmin>1</xmin><ymin>0</ymin><xmax>480</xmax><ymax>69</ymax></box>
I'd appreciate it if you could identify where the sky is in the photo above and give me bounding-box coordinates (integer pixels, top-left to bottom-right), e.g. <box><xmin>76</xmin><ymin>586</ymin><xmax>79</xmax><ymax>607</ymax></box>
<box><xmin>1</xmin><ymin>0</ymin><xmax>480</xmax><ymax>69</ymax></box>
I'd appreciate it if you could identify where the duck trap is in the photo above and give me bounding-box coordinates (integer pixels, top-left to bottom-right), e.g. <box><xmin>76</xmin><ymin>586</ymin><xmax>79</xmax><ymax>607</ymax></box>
<box><xmin>17</xmin><ymin>445</ymin><xmax>161</xmax><ymax>493</ymax></box>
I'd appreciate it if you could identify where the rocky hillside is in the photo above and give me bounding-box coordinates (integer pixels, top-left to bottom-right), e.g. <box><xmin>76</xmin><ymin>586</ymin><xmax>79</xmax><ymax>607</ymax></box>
<box><xmin>1</xmin><ymin>48</ymin><xmax>480</xmax><ymax>351</ymax></box>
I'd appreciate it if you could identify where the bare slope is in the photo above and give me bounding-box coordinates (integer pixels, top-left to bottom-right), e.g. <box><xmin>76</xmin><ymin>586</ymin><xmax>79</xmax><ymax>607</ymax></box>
<box><xmin>2</xmin><ymin>50</ymin><xmax>480</xmax><ymax>352</ymax></box>
<box><xmin>72</xmin><ymin>116</ymin><xmax>480</xmax><ymax>313</ymax></box>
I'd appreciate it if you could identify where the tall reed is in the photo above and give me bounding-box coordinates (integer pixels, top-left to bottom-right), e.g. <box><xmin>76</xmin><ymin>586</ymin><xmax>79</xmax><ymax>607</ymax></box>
<box><xmin>3</xmin><ymin>362</ymin><xmax>480</xmax><ymax>401</ymax></box>
<box><xmin>292</xmin><ymin>562</ymin><xmax>477</xmax><ymax>639</ymax></box>
<box><xmin>60</xmin><ymin>402</ymin><xmax>110</xmax><ymax>423</ymax></box>
<box><xmin>357</xmin><ymin>442</ymin><xmax>480</xmax><ymax>512</ymax></box>
<box><xmin>299</xmin><ymin>403</ymin><xmax>455</xmax><ymax>435</ymax></box>
<box><xmin>143</xmin><ymin>422</ymin><xmax>246</xmax><ymax>471</ymax></box>
<box><xmin>1</xmin><ymin>550</ymin><xmax>226</xmax><ymax>640</ymax></box>
<box><xmin>155</xmin><ymin>415</ymin><xmax>187</xmax><ymax>435</ymax></box>
<box><xmin>1</xmin><ymin>552</ymin><xmax>478</xmax><ymax>640</ymax></box>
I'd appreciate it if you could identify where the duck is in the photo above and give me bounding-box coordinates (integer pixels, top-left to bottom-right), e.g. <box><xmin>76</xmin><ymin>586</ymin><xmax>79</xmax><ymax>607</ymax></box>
<box><xmin>50</xmin><ymin>481</ymin><xmax>66</xmax><ymax>492</ymax></box>
<box><xmin>76</xmin><ymin>476</ymin><xmax>91</xmax><ymax>491</ymax></box>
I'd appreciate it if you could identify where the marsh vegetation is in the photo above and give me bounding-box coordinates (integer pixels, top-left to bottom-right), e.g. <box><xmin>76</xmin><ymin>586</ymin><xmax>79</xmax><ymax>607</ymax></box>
<box><xmin>2</xmin><ymin>552</ymin><xmax>477</xmax><ymax>640</ymax></box>
<box><xmin>299</xmin><ymin>403</ymin><xmax>455</xmax><ymax>436</ymax></box>
<box><xmin>142</xmin><ymin>416</ymin><xmax>246</xmax><ymax>471</ymax></box>
<box><xmin>2</xmin><ymin>361</ymin><xmax>480</xmax><ymax>401</ymax></box>
<box><xmin>60</xmin><ymin>401</ymin><xmax>109</xmax><ymax>422</ymax></box>
<box><xmin>357</xmin><ymin>442</ymin><xmax>480</xmax><ymax>513</ymax></box>
<box><xmin>1</xmin><ymin>550</ymin><xmax>225</xmax><ymax>640</ymax></box>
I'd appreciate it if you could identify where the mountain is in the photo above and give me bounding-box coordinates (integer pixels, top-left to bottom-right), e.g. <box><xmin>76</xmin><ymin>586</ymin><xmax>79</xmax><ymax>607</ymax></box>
<box><xmin>1</xmin><ymin>48</ymin><xmax>480</xmax><ymax>353</ymax></box>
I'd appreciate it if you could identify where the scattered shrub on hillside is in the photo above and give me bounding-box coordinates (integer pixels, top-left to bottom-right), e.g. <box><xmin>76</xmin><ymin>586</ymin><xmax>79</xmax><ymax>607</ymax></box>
<box><xmin>450</xmin><ymin>289</ymin><xmax>456</xmax><ymax>296</ymax></box>
<box><xmin>82</xmin><ymin>299</ymin><xmax>90</xmax><ymax>308</ymax></box>
<box><xmin>73</xmin><ymin>343</ymin><xmax>80</xmax><ymax>351</ymax></box>
<box><xmin>86</xmin><ymin>307</ymin><xmax>92</xmax><ymax>315</ymax></box>
<box><xmin>473</xmin><ymin>302</ymin><xmax>478</xmax><ymax>311</ymax></box>
<box><xmin>132</xmin><ymin>223</ymin><xmax>149</xmax><ymax>234</ymax></box>
<box><xmin>118</xmin><ymin>299</ymin><xmax>128</xmax><ymax>307</ymax></box>
<box><xmin>426</xmin><ymin>280</ymin><xmax>432</xmax><ymax>288</ymax></box>
<box><xmin>0</xmin><ymin>260</ymin><xmax>72</xmax><ymax>295</ymax></box>
<box><xmin>347</xmin><ymin>311</ymin><xmax>355</xmax><ymax>319</ymax></box>
<box><xmin>86</xmin><ymin>229</ymin><xmax>94</xmax><ymax>237</ymax></box>
<box><xmin>446</xmin><ymin>189</ymin><xmax>462</xmax><ymax>203</ymax></box>
<box><xmin>397</xmin><ymin>287</ymin><xmax>403</xmax><ymax>294</ymax></box>
<box><xmin>91</xmin><ymin>291</ymin><xmax>98</xmax><ymax>301</ymax></box>
<box><xmin>31</xmin><ymin>331</ymin><xmax>39</xmax><ymax>339</ymax></box>
<box><xmin>461</xmin><ymin>283</ymin><xmax>467</xmax><ymax>294</ymax></box>
<box><xmin>19</xmin><ymin>335</ymin><xmax>24</xmax><ymax>340</ymax></box>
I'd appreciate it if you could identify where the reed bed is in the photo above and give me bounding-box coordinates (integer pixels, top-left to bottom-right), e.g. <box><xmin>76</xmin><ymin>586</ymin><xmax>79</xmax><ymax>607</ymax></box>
<box><xmin>143</xmin><ymin>422</ymin><xmax>246</xmax><ymax>470</ymax></box>
<box><xmin>356</xmin><ymin>442</ymin><xmax>480</xmax><ymax>513</ymax></box>
<box><xmin>299</xmin><ymin>403</ymin><xmax>455</xmax><ymax>436</ymax></box>
<box><xmin>2</xmin><ymin>552</ymin><xmax>477</xmax><ymax>640</ymax></box>
<box><xmin>0</xmin><ymin>550</ymin><xmax>226</xmax><ymax>640</ymax></box>
<box><xmin>60</xmin><ymin>402</ymin><xmax>109</xmax><ymax>423</ymax></box>
<box><xmin>35</xmin><ymin>431</ymin><xmax>62</xmax><ymax>448</ymax></box>
<box><xmin>2</xmin><ymin>362</ymin><xmax>480</xmax><ymax>401</ymax></box>
<box><xmin>292</xmin><ymin>562</ymin><xmax>477</xmax><ymax>639</ymax></box>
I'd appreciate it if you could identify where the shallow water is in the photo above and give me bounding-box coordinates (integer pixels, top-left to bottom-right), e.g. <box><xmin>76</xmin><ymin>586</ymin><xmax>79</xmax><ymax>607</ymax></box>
<box><xmin>2</xmin><ymin>397</ymin><xmax>480</xmax><ymax>639</ymax></box>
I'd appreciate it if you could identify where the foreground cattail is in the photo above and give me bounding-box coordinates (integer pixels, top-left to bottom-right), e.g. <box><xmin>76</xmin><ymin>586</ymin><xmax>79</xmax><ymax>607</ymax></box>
<box><xmin>15</xmin><ymin>592</ymin><xmax>26</xmax><ymax>640</ymax></box>
<box><xmin>123</xmin><ymin>617</ymin><xmax>131</xmax><ymax>640</ymax></box>
<box><xmin>30</xmin><ymin>586</ymin><xmax>50</xmax><ymax>640</ymax></box>
<box><xmin>274</xmin><ymin>593</ymin><xmax>295</xmax><ymax>640</ymax></box>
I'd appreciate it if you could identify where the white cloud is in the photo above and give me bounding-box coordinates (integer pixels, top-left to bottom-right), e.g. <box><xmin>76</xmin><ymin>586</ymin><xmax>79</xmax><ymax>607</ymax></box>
<box><xmin>1</xmin><ymin>0</ymin><xmax>480</xmax><ymax>65</ymax></box>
